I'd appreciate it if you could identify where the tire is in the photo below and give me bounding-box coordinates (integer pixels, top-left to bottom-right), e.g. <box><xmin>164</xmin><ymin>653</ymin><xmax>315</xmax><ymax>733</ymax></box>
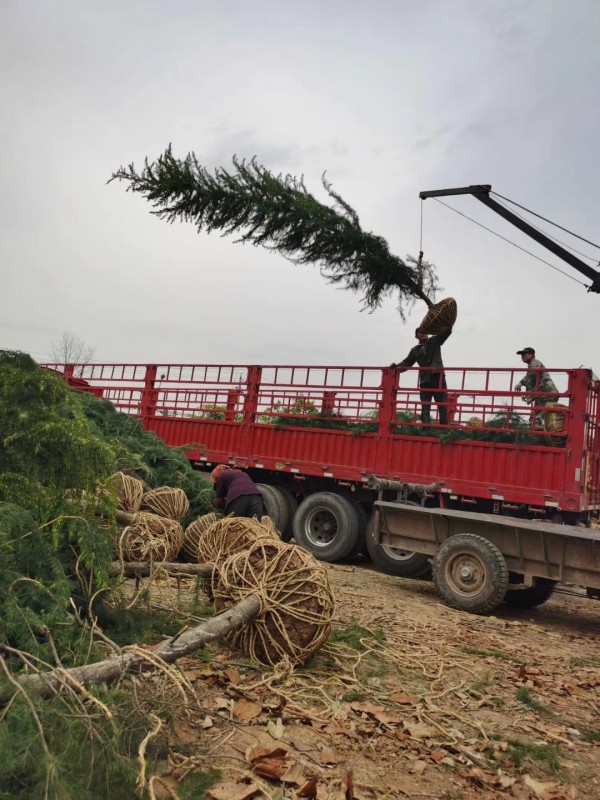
<box><xmin>293</xmin><ymin>492</ymin><xmax>360</xmax><ymax>562</ymax></box>
<box><xmin>432</xmin><ymin>533</ymin><xmax>509</xmax><ymax>614</ymax></box>
<box><xmin>276</xmin><ymin>486</ymin><xmax>298</xmax><ymax>542</ymax></box>
<box><xmin>257</xmin><ymin>484</ymin><xmax>290</xmax><ymax>540</ymax></box>
<box><xmin>504</xmin><ymin>578</ymin><xmax>556</xmax><ymax>608</ymax></box>
<box><xmin>365</xmin><ymin>506</ymin><xmax>432</xmax><ymax>578</ymax></box>
<box><xmin>350</xmin><ymin>500</ymin><xmax>369</xmax><ymax>556</ymax></box>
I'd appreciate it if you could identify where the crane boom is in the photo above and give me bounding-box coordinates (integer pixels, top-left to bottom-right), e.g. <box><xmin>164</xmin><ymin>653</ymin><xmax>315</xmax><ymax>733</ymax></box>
<box><xmin>419</xmin><ymin>184</ymin><xmax>600</xmax><ymax>293</ymax></box>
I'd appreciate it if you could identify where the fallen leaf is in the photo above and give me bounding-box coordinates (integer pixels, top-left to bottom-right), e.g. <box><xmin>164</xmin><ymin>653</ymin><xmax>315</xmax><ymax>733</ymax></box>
<box><xmin>281</xmin><ymin>762</ymin><xmax>305</xmax><ymax>785</ymax></box>
<box><xmin>523</xmin><ymin>774</ymin><xmax>560</xmax><ymax>798</ymax></box>
<box><xmin>253</xmin><ymin>757</ymin><xmax>289</xmax><ymax>780</ymax></box>
<box><xmin>350</xmin><ymin>701</ymin><xmax>386</xmax><ymax>717</ymax></box>
<box><xmin>388</xmin><ymin>692</ymin><xmax>417</xmax><ymax>705</ymax></box>
<box><xmin>172</xmin><ymin>720</ymin><xmax>198</xmax><ymax>745</ymax></box>
<box><xmin>232</xmin><ymin>699</ymin><xmax>262</xmax><ymax>722</ymax></box>
<box><xmin>297</xmin><ymin>777</ymin><xmax>318</xmax><ymax>798</ymax></box>
<box><xmin>404</xmin><ymin>720</ymin><xmax>437</xmax><ymax>740</ymax></box>
<box><xmin>344</xmin><ymin>770</ymin><xmax>355</xmax><ymax>800</ymax></box>
<box><xmin>224</xmin><ymin>667</ymin><xmax>241</xmax><ymax>685</ymax></box>
<box><xmin>374</xmin><ymin>709</ymin><xmax>403</xmax><ymax>726</ymax></box>
<box><xmin>430</xmin><ymin>749</ymin><xmax>447</xmax><ymax>763</ymax></box>
<box><xmin>214</xmin><ymin>697</ymin><xmax>232</xmax><ymax>711</ymax></box>
<box><xmin>409</xmin><ymin>760</ymin><xmax>427</xmax><ymax>775</ymax></box>
<box><xmin>267</xmin><ymin>717</ymin><xmax>285</xmax><ymax>739</ymax></box>
<box><xmin>248</xmin><ymin>746</ymin><xmax>288</xmax><ymax>763</ymax></box>
<box><xmin>320</xmin><ymin>746</ymin><xmax>341</xmax><ymax>765</ymax></box>
<box><xmin>322</xmin><ymin>724</ymin><xmax>360</xmax><ymax>740</ymax></box>
<box><xmin>182</xmin><ymin>669</ymin><xmax>198</xmax><ymax>682</ymax></box>
<box><xmin>200</xmin><ymin>715</ymin><xmax>214</xmax><ymax>729</ymax></box>
<box><xmin>206</xmin><ymin>781</ymin><xmax>260</xmax><ymax>800</ymax></box>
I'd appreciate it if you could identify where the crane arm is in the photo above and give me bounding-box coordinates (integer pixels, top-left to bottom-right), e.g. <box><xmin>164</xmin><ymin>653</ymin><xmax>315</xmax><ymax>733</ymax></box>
<box><xmin>419</xmin><ymin>184</ymin><xmax>600</xmax><ymax>293</ymax></box>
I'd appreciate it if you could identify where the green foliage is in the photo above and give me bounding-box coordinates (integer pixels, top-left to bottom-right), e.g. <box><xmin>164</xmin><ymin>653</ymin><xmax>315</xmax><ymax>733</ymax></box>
<box><xmin>0</xmin><ymin>689</ymin><xmax>152</xmax><ymax>800</ymax></box>
<box><xmin>330</xmin><ymin>623</ymin><xmax>386</xmax><ymax>652</ymax></box>
<box><xmin>75</xmin><ymin>391</ymin><xmax>213</xmax><ymax>519</ymax></box>
<box><xmin>505</xmin><ymin>738</ymin><xmax>561</xmax><ymax>773</ymax></box>
<box><xmin>111</xmin><ymin>148</ymin><xmax>439</xmax><ymax>315</ymax></box>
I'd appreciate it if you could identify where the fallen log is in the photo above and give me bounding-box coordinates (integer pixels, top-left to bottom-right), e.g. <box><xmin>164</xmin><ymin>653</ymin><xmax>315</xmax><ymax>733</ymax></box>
<box><xmin>108</xmin><ymin>560</ymin><xmax>213</xmax><ymax>578</ymax></box>
<box><xmin>18</xmin><ymin>595</ymin><xmax>261</xmax><ymax>698</ymax></box>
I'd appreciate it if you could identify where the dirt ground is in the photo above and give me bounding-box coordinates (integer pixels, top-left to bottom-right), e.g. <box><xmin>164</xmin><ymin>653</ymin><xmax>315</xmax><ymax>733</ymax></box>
<box><xmin>142</xmin><ymin>563</ymin><xmax>600</xmax><ymax>800</ymax></box>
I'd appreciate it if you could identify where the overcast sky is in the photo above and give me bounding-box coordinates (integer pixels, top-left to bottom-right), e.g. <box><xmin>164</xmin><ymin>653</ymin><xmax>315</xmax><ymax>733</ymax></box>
<box><xmin>2</xmin><ymin>0</ymin><xmax>599</xmax><ymax>373</ymax></box>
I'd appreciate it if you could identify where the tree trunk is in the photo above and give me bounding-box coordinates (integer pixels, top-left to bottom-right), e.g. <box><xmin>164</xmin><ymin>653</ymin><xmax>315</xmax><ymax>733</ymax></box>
<box><xmin>108</xmin><ymin>561</ymin><xmax>213</xmax><ymax>578</ymax></box>
<box><xmin>19</xmin><ymin>595</ymin><xmax>261</xmax><ymax>698</ymax></box>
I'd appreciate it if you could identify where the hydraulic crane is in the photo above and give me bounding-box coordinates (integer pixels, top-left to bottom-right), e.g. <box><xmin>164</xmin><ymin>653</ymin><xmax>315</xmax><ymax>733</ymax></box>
<box><xmin>419</xmin><ymin>184</ymin><xmax>600</xmax><ymax>293</ymax></box>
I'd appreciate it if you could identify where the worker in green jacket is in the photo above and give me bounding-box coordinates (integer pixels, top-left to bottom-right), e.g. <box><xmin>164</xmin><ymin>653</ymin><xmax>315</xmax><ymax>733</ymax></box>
<box><xmin>392</xmin><ymin>327</ymin><xmax>453</xmax><ymax>425</ymax></box>
<box><xmin>514</xmin><ymin>347</ymin><xmax>559</xmax><ymax>428</ymax></box>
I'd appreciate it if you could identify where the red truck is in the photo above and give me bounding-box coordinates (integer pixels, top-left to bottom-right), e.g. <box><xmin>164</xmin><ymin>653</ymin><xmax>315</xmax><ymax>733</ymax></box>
<box><xmin>49</xmin><ymin>360</ymin><xmax>600</xmax><ymax>593</ymax></box>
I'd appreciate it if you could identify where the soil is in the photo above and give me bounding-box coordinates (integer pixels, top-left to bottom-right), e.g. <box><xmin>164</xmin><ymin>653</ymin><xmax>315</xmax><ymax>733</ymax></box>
<box><xmin>140</xmin><ymin>563</ymin><xmax>600</xmax><ymax>800</ymax></box>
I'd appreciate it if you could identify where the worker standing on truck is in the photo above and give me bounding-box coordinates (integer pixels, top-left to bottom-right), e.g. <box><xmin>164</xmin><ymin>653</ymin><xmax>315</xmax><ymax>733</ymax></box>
<box><xmin>211</xmin><ymin>465</ymin><xmax>266</xmax><ymax>518</ymax></box>
<box><xmin>514</xmin><ymin>347</ymin><xmax>559</xmax><ymax>428</ymax></box>
<box><xmin>391</xmin><ymin>326</ymin><xmax>453</xmax><ymax>425</ymax></box>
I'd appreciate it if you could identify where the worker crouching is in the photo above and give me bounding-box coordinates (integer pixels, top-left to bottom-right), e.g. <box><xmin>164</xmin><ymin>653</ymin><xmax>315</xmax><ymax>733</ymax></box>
<box><xmin>211</xmin><ymin>465</ymin><xmax>266</xmax><ymax>518</ymax></box>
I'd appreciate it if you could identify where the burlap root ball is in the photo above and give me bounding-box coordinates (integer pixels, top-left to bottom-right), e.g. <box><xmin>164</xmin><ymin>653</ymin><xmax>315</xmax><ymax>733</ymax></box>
<box><xmin>197</xmin><ymin>516</ymin><xmax>278</xmax><ymax>564</ymax></box>
<box><xmin>181</xmin><ymin>512</ymin><xmax>220</xmax><ymax>562</ymax></box>
<box><xmin>419</xmin><ymin>297</ymin><xmax>457</xmax><ymax>335</ymax></box>
<box><xmin>107</xmin><ymin>472</ymin><xmax>145</xmax><ymax>513</ymax></box>
<box><xmin>114</xmin><ymin>512</ymin><xmax>184</xmax><ymax>562</ymax></box>
<box><xmin>212</xmin><ymin>539</ymin><xmax>335</xmax><ymax>666</ymax></box>
<box><xmin>142</xmin><ymin>487</ymin><xmax>190</xmax><ymax>521</ymax></box>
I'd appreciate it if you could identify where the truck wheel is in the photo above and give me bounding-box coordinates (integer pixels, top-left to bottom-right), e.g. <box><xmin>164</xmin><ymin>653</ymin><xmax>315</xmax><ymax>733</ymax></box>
<box><xmin>293</xmin><ymin>492</ymin><xmax>360</xmax><ymax>562</ymax></box>
<box><xmin>276</xmin><ymin>486</ymin><xmax>298</xmax><ymax>542</ymax></box>
<box><xmin>504</xmin><ymin>578</ymin><xmax>556</xmax><ymax>608</ymax></box>
<box><xmin>257</xmin><ymin>484</ymin><xmax>290</xmax><ymax>540</ymax></box>
<box><xmin>350</xmin><ymin>500</ymin><xmax>369</xmax><ymax>556</ymax></box>
<box><xmin>432</xmin><ymin>534</ymin><xmax>509</xmax><ymax>614</ymax></box>
<box><xmin>365</xmin><ymin>509</ymin><xmax>431</xmax><ymax>578</ymax></box>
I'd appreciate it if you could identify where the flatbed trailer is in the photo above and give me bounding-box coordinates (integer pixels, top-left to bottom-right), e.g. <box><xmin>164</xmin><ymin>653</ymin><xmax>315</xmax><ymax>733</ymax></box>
<box><xmin>371</xmin><ymin>496</ymin><xmax>600</xmax><ymax>613</ymax></box>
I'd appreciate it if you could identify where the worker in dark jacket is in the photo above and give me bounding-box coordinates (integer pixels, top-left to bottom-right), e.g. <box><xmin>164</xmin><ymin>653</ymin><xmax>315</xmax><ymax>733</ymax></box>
<box><xmin>391</xmin><ymin>327</ymin><xmax>452</xmax><ymax>425</ymax></box>
<box><xmin>211</xmin><ymin>465</ymin><xmax>266</xmax><ymax>518</ymax></box>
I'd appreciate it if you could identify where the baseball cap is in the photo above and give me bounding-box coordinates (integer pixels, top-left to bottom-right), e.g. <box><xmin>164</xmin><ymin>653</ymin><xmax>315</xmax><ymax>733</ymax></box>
<box><xmin>516</xmin><ymin>347</ymin><xmax>535</xmax><ymax>355</ymax></box>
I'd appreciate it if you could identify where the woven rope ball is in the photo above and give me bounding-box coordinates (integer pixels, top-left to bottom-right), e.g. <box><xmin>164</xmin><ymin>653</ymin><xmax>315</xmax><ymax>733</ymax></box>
<box><xmin>544</xmin><ymin>403</ymin><xmax>568</xmax><ymax>448</ymax></box>
<box><xmin>181</xmin><ymin>512</ymin><xmax>220</xmax><ymax>562</ymax></box>
<box><xmin>544</xmin><ymin>403</ymin><xmax>568</xmax><ymax>433</ymax></box>
<box><xmin>212</xmin><ymin>539</ymin><xmax>335</xmax><ymax>666</ymax></box>
<box><xmin>115</xmin><ymin>512</ymin><xmax>184</xmax><ymax>562</ymax></box>
<box><xmin>198</xmin><ymin>516</ymin><xmax>278</xmax><ymax>564</ymax></box>
<box><xmin>419</xmin><ymin>297</ymin><xmax>457</xmax><ymax>335</ymax></box>
<box><xmin>142</xmin><ymin>487</ymin><xmax>190</xmax><ymax>521</ymax></box>
<box><xmin>107</xmin><ymin>472</ymin><xmax>144</xmax><ymax>513</ymax></box>
<box><xmin>466</xmin><ymin>416</ymin><xmax>484</xmax><ymax>428</ymax></box>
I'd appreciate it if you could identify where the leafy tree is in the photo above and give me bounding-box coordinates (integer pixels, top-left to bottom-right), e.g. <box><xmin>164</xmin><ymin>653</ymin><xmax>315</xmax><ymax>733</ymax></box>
<box><xmin>111</xmin><ymin>148</ymin><xmax>439</xmax><ymax>316</ymax></box>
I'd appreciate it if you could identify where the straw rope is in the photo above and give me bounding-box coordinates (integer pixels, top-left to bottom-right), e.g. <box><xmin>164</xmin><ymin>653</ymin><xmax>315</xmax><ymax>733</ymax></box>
<box><xmin>107</xmin><ymin>472</ymin><xmax>145</xmax><ymax>513</ymax></box>
<box><xmin>197</xmin><ymin>516</ymin><xmax>278</xmax><ymax>564</ymax></box>
<box><xmin>115</xmin><ymin>512</ymin><xmax>184</xmax><ymax>562</ymax></box>
<box><xmin>419</xmin><ymin>297</ymin><xmax>457</xmax><ymax>335</ymax></box>
<box><xmin>212</xmin><ymin>539</ymin><xmax>335</xmax><ymax>666</ymax></box>
<box><xmin>141</xmin><ymin>487</ymin><xmax>190</xmax><ymax>521</ymax></box>
<box><xmin>181</xmin><ymin>512</ymin><xmax>220</xmax><ymax>562</ymax></box>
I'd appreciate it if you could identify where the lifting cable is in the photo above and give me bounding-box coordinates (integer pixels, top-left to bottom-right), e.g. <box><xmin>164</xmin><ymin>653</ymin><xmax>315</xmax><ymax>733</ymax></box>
<box><xmin>431</xmin><ymin>197</ymin><xmax>588</xmax><ymax>288</ymax></box>
<box><xmin>490</xmin><ymin>192</ymin><xmax>598</xmax><ymax>265</ymax></box>
<box><xmin>490</xmin><ymin>190</ymin><xmax>600</xmax><ymax>253</ymax></box>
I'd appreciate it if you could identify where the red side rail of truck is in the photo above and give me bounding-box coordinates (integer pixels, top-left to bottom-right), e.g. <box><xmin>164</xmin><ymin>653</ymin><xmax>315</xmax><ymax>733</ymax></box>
<box><xmin>46</xmin><ymin>362</ymin><xmax>600</xmax><ymax>518</ymax></box>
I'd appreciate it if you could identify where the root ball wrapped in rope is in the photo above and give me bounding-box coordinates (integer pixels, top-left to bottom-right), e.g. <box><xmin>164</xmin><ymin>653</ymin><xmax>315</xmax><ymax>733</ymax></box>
<box><xmin>115</xmin><ymin>512</ymin><xmax>184</xmax><ymax>562</ymax></box>
<box><xmin>142</xmin><ymin>486</ymin><xmax>190</xmax><ymax>521</ymax></box>
<box><xmin>212</xmin><ymin>539</ymin><xmax>335</xmax><ymax>665</ymax></box>
<box><xmin>181</xmin><ymin>512</ymin><xmax>220</xmax><ymax>561</ymax></box>
<box><xmin>197</xmin><ymin>516</ymin><xmax>278</xmax><ymax>564</ymax></box>
<box><xmin>419</xmin><ymin>297</ymin><xmax>457</xmax><ymax>335</ymax></box>
<box><xmin>107</xmin><ymin>472</ymin><xmax>145</xmax><ymax>513</ymax></box>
